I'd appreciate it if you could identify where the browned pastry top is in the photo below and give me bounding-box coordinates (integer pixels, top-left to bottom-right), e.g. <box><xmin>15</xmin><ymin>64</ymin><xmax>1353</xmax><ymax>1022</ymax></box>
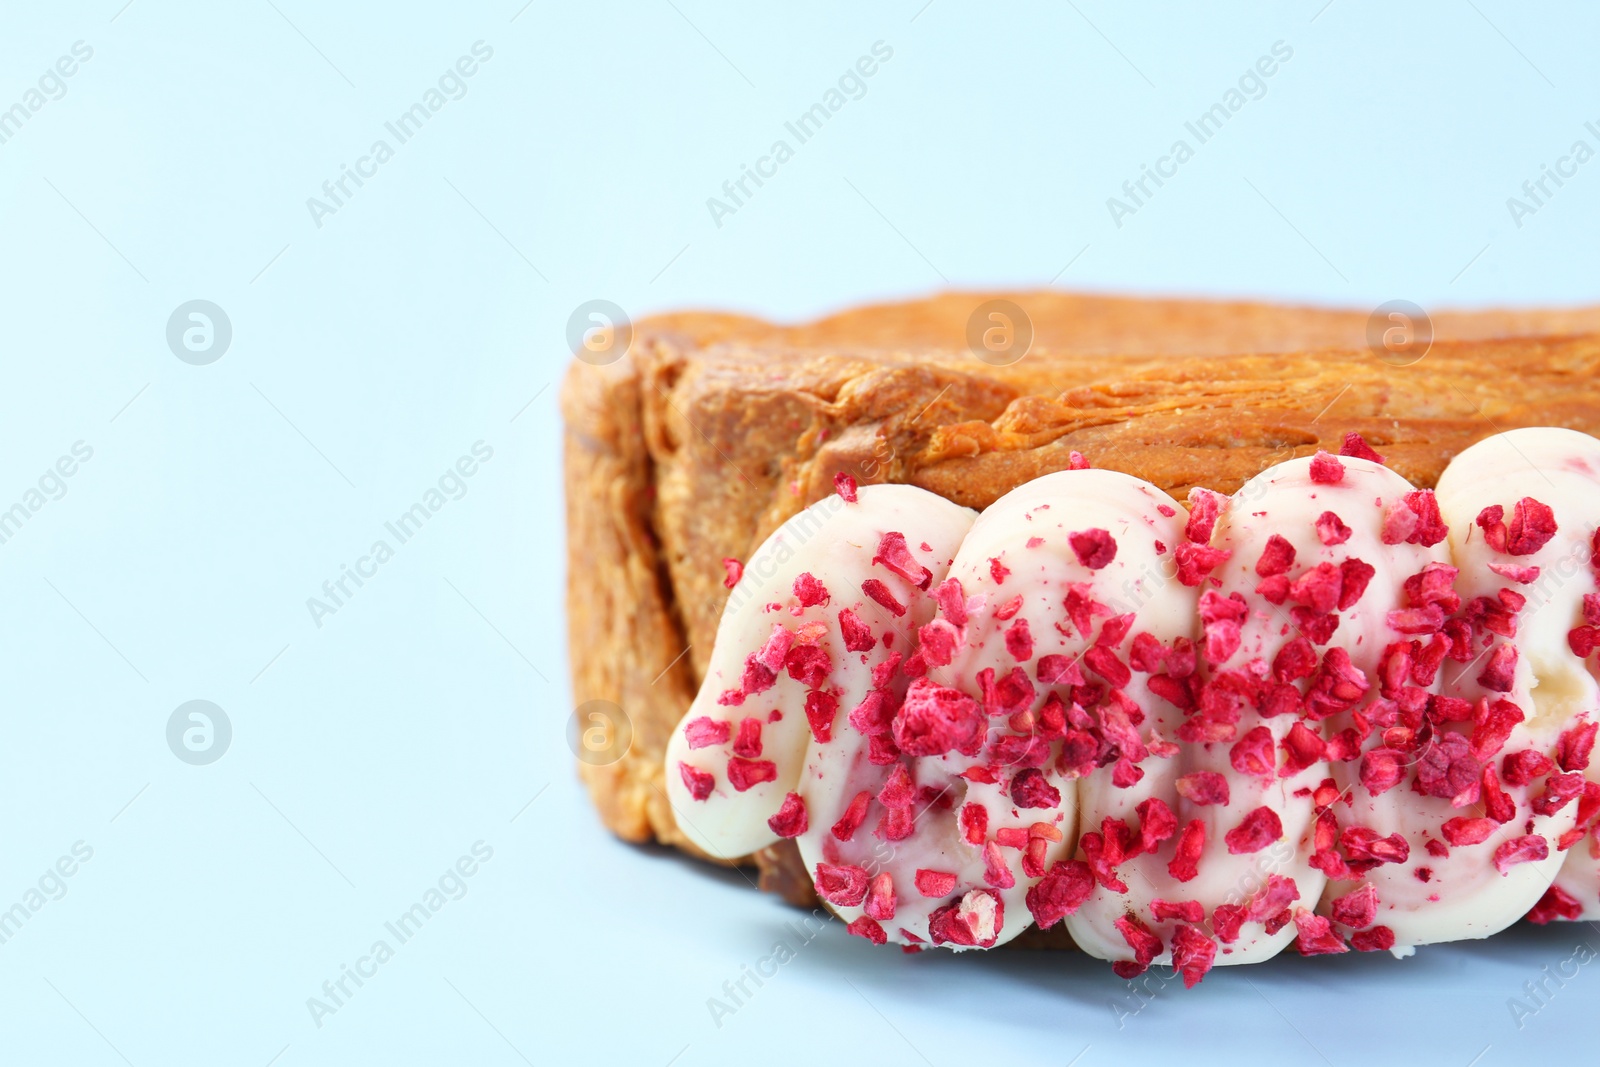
<box><xmin>627</xmin><ymin>293</ymin><xmax>1600</xmax><ymax>685</ymax></box>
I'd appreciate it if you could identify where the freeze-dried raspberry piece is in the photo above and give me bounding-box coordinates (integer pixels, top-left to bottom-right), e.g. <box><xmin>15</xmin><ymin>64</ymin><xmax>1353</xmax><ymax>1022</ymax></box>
<box><xmin>1226</xmin><ymin>807</ymin><xmax>1283</xmax><ymax>853</ymax></box>
<box><xmin>1021</xmin><ymin>823</ymin><xmax>1061</xmax><ymax>878</ymax></box>
<box><xmin>893</xmin><ymin>678</ymin><xmax>984</xmax><ymax>757</ymax></box>
<box><xmin>1482</xmin><ymin>765</ymin><xmax>1516</xmax><ymax>823</ymax></box>
<box><xmin>1304</xmin><ymin>647</ymin><xmax>1371</xmax><ymax>719</ymax></box>
<box><xmin>721</xmin><ymin>558</ymin><xmax>743</xmax><ymax>588</ymax></box>
<box><xmin>1488</xmin><ymin>561</ymin><xmax>1541</xmax><ymax>584</ymax></box>
<box><xmin>743</xmin><ymin>629</ymin><xmax>790</xmax><ymax>691</ymax></box>
<box><xmin>802</xmin><ymin>689</ymin><xmax>839</xmax><ymax>743</ymax></box>
<box><xmin>931</xmin><ymin>577</ymin><xmax>969</xmax><ymax>627</ymax></box>
<box><xmin>1011</xmin><ymin>768</ymin><xmax>1062</xmax><ymax>809</ymax></box>
<box><xmin>1084</xmin><ymin>645</ymin><xmax>1132</xmax><ymax>688</ymax></box>
<box><xmin>1492</xmin><ymin>835</ymin><xmax>1549</xmax><ymax>874</ymax></box>
<box><xmin>1476</xmin><ymin>504</ymin><xmax>1508</xmax><ymax>552</ymax></box>
<box><xmin>1081</xmin><ymin>820</ymin><xmax>1134</xmax><ymax>893</ymax></box>
<box><xmin>1502</xmin><ymin>748</ymin><xmax>1554</xmax><ymax>787</ymax></box>
<box><xmin>1293</xmin><ymin>911</ymin><xmax>1348</xmax><ymax>955</ymax></box>
<box><xmin>1257</xmin><ymin>574</ymin><xmax>1291</xmax><ymax>605</ymax></box>
<box><xmin>1558</xmin><ymin>721</ymin><xmax>1598</xmax><ymax>772</ymax></box>
<box><xmin>867</xmin><ymin>734</ymin><xmax>900</xmax><ymax>765</ymax></box>
<box><xmin>1340</xmin><ymin>432</ymin><xmax>1386</xmax><ymax>464</ymax></box>
<box><xmin>1401</xmin><ymin>561</ymin><xmax>1462</xmax><ymax>612</ymax></box>
<box><xmin>1293</xmin><ymin>606</ymin><xmax>1342</xmax><ymax>647</ymax></box>
<box><xmin>1098</xmin><ymin>612</ymin><xmax>1136</xmax><ymax>649</ymax></box>
<box><xmin>1036</xmin><ymin>652</ymin><xmax>1088</xmax><ymax>684</ymax></box>
<box><xmin>732</xmin><ymin>717</ymin><xmax>763</xmax><ymax>758</ymax></box>
<box><xmin>877</xmin><ymin>763</ymin><xmax>916</xmax><ymax>809</ymax></box>
<box><xmin>1005</xmin><ymin>617</ymin><xmax>1035</xmax><ymax>662</ymax></box>
<box><xmin>1415</xmin><ymin>732</ymin><xmax>1481</xmax><ymax>802</ymax></box>
<box><xmin>1256</xmin><ymin>534</ymin><xmax>1297</xmax><ymax>577</ymax></box>
<box><xmin>982</xmin><ymin>841</ymin><xmax>1015</xmax><ymax>889</ymax></box>
<box><xmin>1025</xmin><ymin>860</ymin><xmax>1093</xmax><ymax>928</ymax></box>
<box><xmin>1533</xmin><ymin>772</ymin><xmax>1587</xmax><ymax>817</ymax></box>
<box><xmin>993</xmin><ymin>595</ymin><xmax>1024</xmax><ymax>621</ymax></box>
<box><xmin>767</xmin><ymin>792</ymin><xmax>808</xmax><ymax>838</ymax></box>
<box><xmin>1388</xmin><ymin>599</ymin><xmax>1449</xmax><ymax>635</ymax></box>
<box><xmin>1441</xmin><ymin>817</ymin><xmax>1496</xmax><ymax>846</ymax></box>
<box><xmin>1289</xmin><ymin>562</ymin><xmax>1343</xmax><ymax>614</ymax></box>
<box><xmin>869</xmin><ymin>652</ymin><xmax>903</xmax><ymax>690</ymax></box>
<box><xmin>1564</xmin><ymin>782</ymin><xmax>1600</xmax><ymax>850</ymax></box>
<box><xmin>1350</xmin><ymin>926</ymin><xmax>1396</xmax><ymax>952</ymax></box>
<box><xmin>1503</xmin><ymin>498</ymin><xmax>1557</xmax><ymax>555</ymax></box>
<box><xmin>1128</xmin><ymin>632</ymin><xmax>1167</xmax><ymax>674</ymax></box>
<box><xmin>1309</xmin><ymin>451</ymin><xmax>1346</xmax><ymax>484</ymax></box>
<box><xmin>1062</xmin><ymin>584</ymin><xmax>1112</xmax><ymax>638</ymax></box>
<box><xmin>846</xmin><ymin>916</ymin><xmax>887</xmax><ymax>944</ymax></box>
<box><xmin>1231</xmin><ymin>725</ymin><xmax>1277</xmax><ymax>780</ymax></box>
<box><xmin>1151</xmin><ymin>898</ymin><xmax>1206</xmax><ymax>923</ymax></box>
<box><xmin>1186</xmin><ymin>488</ymin><xmax>1225</xmax><ymax>544</ymax></box>
<box><xmin>1572</xmin><ymin>625</ymin><xmax>1600</xmax><ymax>658</ymax></box>
<box><xmin>928</xmin><ymin>890</ymin><xmax>1004</xmax><ymax>948</ymax></box>
<box><xmin>833</xmin><ymin>472</ymin><xmax>858</xmax><ymax>502</ymax></box>
<box><xmin>873</xmin><ymin>531</ymin><xmax>932</xmax><ymax>590</ymax></box>
<box><xmin>1316</xmin><ymin>510</ymin><xmax>1353</xmax><ymax>546</ymax></box>
<box><xmin>1198</xmin><ymin>590</ymin><xmax>1248</xmax><ymax>665</ymax></box>
<box><xmin>914</xmin><ymin>869</ymin><xmax>958</xmax><ymax>898</ymax></box>
<box><xmin>1272</xmin><ymin>640</ymin><xmax>1316</xmax><ymax>687</ymax></box>
<box><xmin>1330</xmin><ymin>883</ymin><xmax>1378</xmax><ymax>928</ymax></box>
<box><xmin>917</xmin><ymin>619</ymin><xmax>961</xmax><ymax>668</ymax></box>
<box><xmin>1342</xmin><ymin>827</ymin><xmax>1410</xmax><ymax>870</ymax></box>
<box><xmin>861</xmin><ymin>579</ymin><xmax>906</xmax><ymax>617</ymax></box>
<box><xmin>989</xmin><ymin>557</ymin><xmax>1010</xmax><ymax>584</ymax></box>
<box><xmin>977</xmin><ymin>666</ymin><xmax>1036</xmax><ymax>719</ymax></box>
<box><xmin>1382</xmin><ymin>490</ymin><xmax>1450</xmax><ymax>546</ymax></box>
<box><xmin>1112</xmin><ymin>758</ymin><xmax>1143</xmax><ymax>788</ymax></box>
<box><xmin>792</xmin><ymin>571</ymin><xmax>830</xmax><ymax>608</ymax></box>
<box><xmin>837</xmin><ymin>608</ymin><xmax>875</xmax><ymax>653</ymax></box>
<box><xmin>678</xmin><ymin>762</ymin><xmax>714</xmax><ymax>801</ymax></box>
<box><xmin>1212</xmin><ymin>904</ymin><xmax>1246</xmax><ymax>943</ymax></box>
<box><xmin>726</xmin><ymin>757</ymin><xmax>778</xmax><ymax>792</ymax></box>
<box><xmin>816</xmin><ymin>863</ymin><xmax>871</xmax><ymax>906</ymax></box>
<box><xmin>1333</xmin><ymin>560</ymin><xmax>1373</xmax><ymax>615</ymax></box>
<box><xmin>1280</xmin><ymin>722</ymin><xmax>1327</xmax><ymax>777</ymax></box>
<box><xmin>1169</xmin><ymin>819</ymin><xmax>1206</xmax><ymax>882</ymax></box>
<box><xmin>831</xmin><ymin>790</ymin><xmax>871</xmax><ymax>841</ymax></box>
<box><xmin>1068</xmin><ymin>528</ymin><xmax>1118</xmax><ymax>570</ymax></box>
<box><xmin>1114</xmin><ymin>914</ymin><xmax>1163</xmax><ymax>971</ymax></box>
<box><xmin>1176</xmin><ymin>772</ymin><xmax>1230</xmax><ymax>806</ymax></box>
<box><xmin>876</xmin><ymin>805</ymin><xmax>915</xmax><ymax>842</ymax></box>
<box><xmin>1135</xmin><ymin>797</ymin><xmax>1178</xmax><ymax>854</ymax></box>
<box><xmin>1169</xmin><ymin>924</ymin><xmax>1217</xmax><ymax>988</ymax></box>
<box><xmin>1428</xmin><ymin>694</ymin><xmax>1474</xmax><ymax>725</ymax></box>
<box><xmin>1476</xmin><ymin>644</ymin><xmax>1518</xmax><ymax>693</ymax></box>
<box><xmin>995</xmin><ymin>827</ymin><xmax>1031</xmax><ymax>849</ymax></box>
<box><xmin>1175</xmin><ymin>543</ymin><xmax>1231</xmax><ymax>586</ymax></box>
<box><xmin>1526</xmin><ymin>884</ymin><xmax>1584</xmax><ymax>924</ymax></box>
<box><xmin>959</xmin><ymin>802</ymin><xmax>988</xmax><ymax>846</ymax></box>
<box><xmin>863</xmin><ymin>872</ymin><xmax>897</xmax><ymax>922</ymax></box>
<box><xmin>683</xmin><ymin>717</ymin><xmax>731</xmax><ymax>750</ymax></box>
<box><xmin>848</xmin><ymin>690</ymin><xmax>895</xmax><ymax>737</ymax></box>
<box><xmin>1471</xmin><ymin>698</ymin><xmax>1524</xmax><ymax>762</ymax></box>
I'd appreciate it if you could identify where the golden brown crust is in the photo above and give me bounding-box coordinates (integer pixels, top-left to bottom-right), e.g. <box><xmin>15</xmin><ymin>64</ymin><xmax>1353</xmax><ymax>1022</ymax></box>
<box><xmin>561</xmin><ymin>354</ymin><xmax>701</xmax><ymax>853</ymax></box>
<box><xmin>562</xmin><ymin>291</ymin><xmax>1600</xmax><ymax>905</ymax></box>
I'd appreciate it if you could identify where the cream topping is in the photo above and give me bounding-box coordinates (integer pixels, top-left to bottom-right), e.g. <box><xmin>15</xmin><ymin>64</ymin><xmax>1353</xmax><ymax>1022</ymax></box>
<box><xmin>661</xmin><ymin>432</ymin><xmax>1600</xmax><ymax>981</ymax></box>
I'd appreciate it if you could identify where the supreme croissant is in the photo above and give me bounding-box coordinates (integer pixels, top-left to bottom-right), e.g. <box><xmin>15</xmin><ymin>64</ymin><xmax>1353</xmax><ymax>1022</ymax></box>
<box><xmin>561</xmin><ymin>292</ymin><xmax>1600</xmax><ymax>983</ymax></box>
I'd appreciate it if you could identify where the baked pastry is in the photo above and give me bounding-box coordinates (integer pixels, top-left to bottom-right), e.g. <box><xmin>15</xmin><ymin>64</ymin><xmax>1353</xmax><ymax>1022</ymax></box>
<box><xmin>561</xmin><ymin>292</ymin><xmax>1600</xmax><ymax>973</ymax></box>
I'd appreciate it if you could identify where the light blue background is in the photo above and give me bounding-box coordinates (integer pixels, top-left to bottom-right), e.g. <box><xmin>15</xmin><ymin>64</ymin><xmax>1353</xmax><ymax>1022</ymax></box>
<box><xmin>1</xmin><ymin>1</ymin><xmax>1597</xmax><ymax>1064</ymax></box>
